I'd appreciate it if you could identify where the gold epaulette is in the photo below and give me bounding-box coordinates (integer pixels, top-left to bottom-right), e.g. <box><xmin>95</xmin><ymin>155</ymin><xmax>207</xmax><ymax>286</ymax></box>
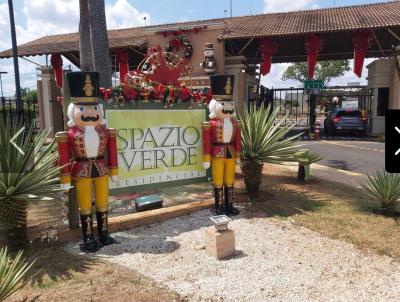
<box><xmin>107</xmin><ymin>128</ymin><xmax>116</xmax><ymax>137</ymax></box>
<box><xmin>202</xmin><ymin>121</ymin><xmax>211</xmax><ymax>129</ymax></box>
<box><xmin>55</xmin><ymin>131</ymin><xmax>69</xmax><ymax>143</ymax></box>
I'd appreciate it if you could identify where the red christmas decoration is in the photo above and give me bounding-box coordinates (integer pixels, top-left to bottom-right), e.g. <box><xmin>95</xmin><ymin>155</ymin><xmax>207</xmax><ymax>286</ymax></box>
<box><xmin>50</xmin><ymin>53</ymin><xmax>63</xmax><ymax>88</ymax></box>
<box><xmin>353</xmin><ymin>30</ymin><xmax>373</xmax><ymax>78</ymax></box>
<box><xmin>122</xmin><ymin>85</ymin><xmax>137</xmax><ymax>100</ymax></box>
<box><xmin>180</xmin><ymin>83</ymin><xmax>191</xmax><ymax>102</ymax></box>
<box><xmin>118</xmin><ymin>49</ymin><xmax>129</xmax><ymax>83</ymax></box>
<box><xmin>153</xmin><ymin>83</ymin><xmax>166</xmax><ymax>100</ymax></box>
<box><xmin>99</xmin><ymin>87</ymin><xmax>112</xmax><ymax>100</ymax></box>
<box><xmin>260</xmin><ymin>38</ymin><xmax>278</xmax><ymax>76</ymax></box>
<box><xmin>305</xmin><ymin>35</ymin><xmax>323</xmax><ymax>79</ymax></box>
<box><xmin>56</xmin><ymin>96</ymin><xmax>63</xmax><ymax>103</ymax></box>
<box><xmin>165</xmin><ymin>36</ymin><xmax>193</xmax><ymax>60</ymax></box>
<box><xmin>146</xmin><ymin>45</ymin><xmax>189</xmax><ymax>86</ymax></box>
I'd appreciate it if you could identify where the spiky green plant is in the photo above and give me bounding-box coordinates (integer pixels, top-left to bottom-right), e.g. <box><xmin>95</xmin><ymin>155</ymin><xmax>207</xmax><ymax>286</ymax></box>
<box><xmin>240</xmin><ymin>103</ymin><xmax>302</xmax><ymax>197</ymax></box>
<box><xmin>294</xmin><ymin>150</ymin><xmax>322</xmax><ymax>181</ymax></box>
<box><xmin>0</xmin><ymin>247</ymin><xmax>35</xmax><ymax>301</ymax></box>
<box><xmin>361</xmin><ymin>171</ymin><xmax>400</xmax><ymax>215</ymax></box>
<box><xmin>0</xmin><ymin>121</ymin><xmax>61</xmax><ymax>249</ymax></box>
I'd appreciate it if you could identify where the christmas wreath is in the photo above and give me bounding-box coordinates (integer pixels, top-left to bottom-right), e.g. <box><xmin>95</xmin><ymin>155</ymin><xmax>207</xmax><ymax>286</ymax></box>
<box><xmin>165</xmin><ymin>36</ymin><xmax>193</xmax><ymax>60</ymax></box>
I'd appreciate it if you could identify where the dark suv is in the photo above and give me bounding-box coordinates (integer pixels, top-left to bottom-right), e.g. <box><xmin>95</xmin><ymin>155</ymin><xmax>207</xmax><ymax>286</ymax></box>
<box><xmin>324</xmin><ymin>108</ymin><xmax>367</xmax><ymax>135</ymax></box>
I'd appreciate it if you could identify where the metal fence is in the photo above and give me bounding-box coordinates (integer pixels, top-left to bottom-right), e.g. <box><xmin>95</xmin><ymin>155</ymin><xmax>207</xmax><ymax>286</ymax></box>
<box><xmin>0</xmin><ymin>97</ymin><xmax>39</xmax><ymax>128</ymax></box>
<box><xmin>250</xmin><ymin>85</ymin><xmax>373</xmax><ymax>127</ymax></box>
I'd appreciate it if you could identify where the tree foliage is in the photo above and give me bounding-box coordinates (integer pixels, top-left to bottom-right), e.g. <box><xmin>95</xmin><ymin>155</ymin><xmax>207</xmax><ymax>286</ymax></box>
<box><xmin>281</xmin><ymin>60</ymin><xmax>351</xmax><ymax>85</ymax></box>
<box><xmin>20</xmin><ymin>88</ymin><xmax>37</xmax><ymax>102</ymax></box>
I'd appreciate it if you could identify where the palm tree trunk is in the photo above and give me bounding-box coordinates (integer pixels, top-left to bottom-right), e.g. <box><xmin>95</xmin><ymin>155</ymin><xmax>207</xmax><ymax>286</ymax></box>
<box><xmin>241</xmin><ymin>160</ymin><xmax>263</xmax><ymax>199</ymax></box>
<box><xmin>5</xmin><ymin>200</ymin><xmax>28</xmax><ymax>251</ymax></box>
<box><xmin>88</xmin><ymin>0</ymin><xmax>112</xmax><ymax>87</ymax></box>
<box><xmin>79</xmin><ymin>0</ymin><xmax>93</xmax><ymax>71</ymax></box>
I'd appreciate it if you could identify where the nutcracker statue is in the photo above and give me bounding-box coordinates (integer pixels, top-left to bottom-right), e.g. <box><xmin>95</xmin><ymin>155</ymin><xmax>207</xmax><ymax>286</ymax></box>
<box><xmin>56</xmin><ymin>72</ymin><xmax>118</xmax><ymax>253</ymax></box>
<box><xmin>202</xmin><ymin>75</ymin><xmax>241</xmax><ymax>216</ymax></box>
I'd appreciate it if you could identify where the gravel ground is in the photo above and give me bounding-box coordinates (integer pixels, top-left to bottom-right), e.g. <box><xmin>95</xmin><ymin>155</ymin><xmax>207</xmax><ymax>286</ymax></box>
<box><xmin>66</xmin><ymin>210</ymin><xmax>400</xmax><ymax>302</ymax></box>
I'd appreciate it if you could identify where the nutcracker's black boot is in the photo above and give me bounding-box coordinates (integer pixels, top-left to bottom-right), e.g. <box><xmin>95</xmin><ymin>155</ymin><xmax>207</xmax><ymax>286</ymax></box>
<box><xmin>214</xmin><ymin>187</ymin><xmax>225</xmax><ymax>215</ymax></box>
<box><xmin>79</xmin><ymin>214</ymin><xmax>100</xmax><ymax>253</ymax></box>
<box><xmin>96</xmin><ymin>211</ymin><xmax>116</xmax><ymax>246</ymax></box>
<box><xmin>224</xmin><ymin>186</ymin><xmax>240</xmax><ymax>216</ymax></box>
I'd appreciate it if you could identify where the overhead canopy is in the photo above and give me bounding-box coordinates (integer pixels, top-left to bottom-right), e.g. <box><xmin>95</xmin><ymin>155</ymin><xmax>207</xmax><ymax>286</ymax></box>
<box><xmin>221</xmin><ymin>1</ymin><xmax>400</xmax><ymax>63</ymax></box>
<box><xmin>0</xmin><ymin>1</ymin><xmax>400</xmax><ymax>65</ymax></box>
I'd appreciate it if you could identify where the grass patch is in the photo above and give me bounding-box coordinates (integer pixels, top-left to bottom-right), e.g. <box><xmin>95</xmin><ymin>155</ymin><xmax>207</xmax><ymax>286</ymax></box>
<box><xmin>235</xmin><ymin>164</ymin><xmax>400</xmax><ymax>261</ymax></box>
<box><xmin>7</xmin><ymin>243</ymin><xmax>181</xmax><ymax>302</ymax></box>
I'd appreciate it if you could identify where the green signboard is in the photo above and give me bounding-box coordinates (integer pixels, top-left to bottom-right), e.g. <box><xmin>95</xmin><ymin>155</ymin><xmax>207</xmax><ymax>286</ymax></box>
<box><xmin>304</xmin><ymin>80</ymin><xmax>324</xmax><ymax>90</ymax></box>
<box><xmin>106</xmin><ymin>107</ymin><xmax>207</xmax><ymax>194</ymax></box>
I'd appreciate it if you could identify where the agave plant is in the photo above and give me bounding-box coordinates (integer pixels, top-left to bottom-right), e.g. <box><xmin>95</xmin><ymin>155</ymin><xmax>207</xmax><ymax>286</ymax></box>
<box><xmin>294</xmin><ymin>150</ymin><xmax>322</xmax><ymax>181</ymax></box>
<box><xmin>361</xmin><ymin>170</ymin><xmax>400</xmax><ymax>215</ymax></box>
<box><xmin>0</xmin><ymin>247</ymin><xmax>35</xmax><ymax>301</ymax></box>
<box><xmin>0</xmin><ymin>121</ymin><xmax>61</xmax><ymax>249</ymax></box>
<box><xmin>240</xmin><ymin>103</ymin><xmax>302</xmax><ymax>197</ymax></box>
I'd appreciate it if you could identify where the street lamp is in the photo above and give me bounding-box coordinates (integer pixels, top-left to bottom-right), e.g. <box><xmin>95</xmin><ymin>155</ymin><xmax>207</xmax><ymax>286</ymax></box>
<box><xmin>0</xmin><ymin>71</ymin><xmax>7</xmax><ymax>100</ymax></box>
<box><xmin>7</xmin><ymin>0</ymin><xmax>22</xmax><ymax>116</ymax></box>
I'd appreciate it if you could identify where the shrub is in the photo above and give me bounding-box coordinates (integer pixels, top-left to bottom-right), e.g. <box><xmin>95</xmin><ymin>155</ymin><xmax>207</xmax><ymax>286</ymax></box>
<box><xmin>361</xmin><ymin>171</ymin><xmax>400</xmax><ymax>215</ymax></box>
<box><xmin>0</xmin><ymin>247</ymin><xmax>35</xmax><ymax>301</ymax></box>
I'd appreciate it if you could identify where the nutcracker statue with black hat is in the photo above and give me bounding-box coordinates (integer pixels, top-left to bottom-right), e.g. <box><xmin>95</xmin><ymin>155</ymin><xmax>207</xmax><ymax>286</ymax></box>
<box><xmin>202</xmin><ymin>75</ymin><xmax>241</xmax><ymax>216</ymax></box>
<box><xmin>55</xmin><ymin>72</ymin><xmax>118</xmax><ymax>253</ymax></box>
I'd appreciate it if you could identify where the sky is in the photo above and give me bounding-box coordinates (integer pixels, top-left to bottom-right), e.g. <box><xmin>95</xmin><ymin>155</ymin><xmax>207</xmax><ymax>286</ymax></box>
<box><xmin>0</xmin><ymin>0</ymin><xmax>389</xmax><ymax>97</ymax></box>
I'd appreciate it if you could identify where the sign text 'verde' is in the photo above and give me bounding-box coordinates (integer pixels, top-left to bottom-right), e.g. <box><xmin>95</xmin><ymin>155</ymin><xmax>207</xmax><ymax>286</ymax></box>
<box><xmin>116</xmin><ymin>126</ymin><xmax>200</xmax><ymax>171</ymax></box>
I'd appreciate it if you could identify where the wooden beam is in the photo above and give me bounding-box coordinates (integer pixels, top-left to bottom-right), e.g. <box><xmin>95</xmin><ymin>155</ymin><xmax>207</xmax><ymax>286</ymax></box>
<box><xmin>58</xmin><ymin>199</ymin><xmax>214</xmax><ymax>242</ymax></box>
<box><xmin>371</xmin><ymin>29</ymin><xmax>387</xmax><ymax>58</ymax></box>
<box><xmin>387</xmin><ymin>28</ymin><xmax>400</xmax><ymax>42</ymax></box>
<box><xmin>129</xmin><ymin>47</ymin><xmax>145</xmax><ymax>56</ymax></box>
<box><xmin>238</xmin><ymin>37</ymin><xmax>254</xmax><ymax>56</ymax></box>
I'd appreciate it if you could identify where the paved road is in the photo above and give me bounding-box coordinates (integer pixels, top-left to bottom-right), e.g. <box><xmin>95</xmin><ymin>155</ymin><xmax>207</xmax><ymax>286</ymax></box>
<box><xmin>300</xmin><ymin>139</ymin><xmax>384</xmax><ymax>176</ymax></box>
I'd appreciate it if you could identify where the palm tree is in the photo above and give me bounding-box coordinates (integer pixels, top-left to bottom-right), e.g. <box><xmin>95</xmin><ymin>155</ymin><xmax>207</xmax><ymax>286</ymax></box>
<box><xmin>240</xmin><ymin>103</ymin><xmax>301</xmax><ymax>198</ymax></box>
<box><xmin>294</xmin><ymin>150</ymin><xmax>322</xmax><ymax>181</ymax></box>
<box><xmin>88</xmin><ymin>0</ymin><xmax>112</xmax><ymax>87</ymax></box>
<box><xmin>0</xmin><ymin>122</ymin><xmax>61</xmax><ymax>250</ymax></box>
<box><xmin>0</xmin><ymin>247</ymin><xmax>35</xmax><ymax>301</ymax></box>
<box><xmin>79</xmin><ymin>0</ymin><xmax>93</xmax><ymax>71</ymax></box>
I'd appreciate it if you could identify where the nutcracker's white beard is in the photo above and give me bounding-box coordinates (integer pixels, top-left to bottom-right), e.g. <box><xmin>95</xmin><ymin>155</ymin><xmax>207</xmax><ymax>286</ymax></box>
<box><xmin>67</xmin><ymin>103</ymin><xmax>106</xmax><ymax>127</ymax></box>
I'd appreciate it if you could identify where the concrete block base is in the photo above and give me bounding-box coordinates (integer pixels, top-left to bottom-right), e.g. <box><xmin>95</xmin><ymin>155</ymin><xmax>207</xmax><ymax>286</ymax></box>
<box><xmin>205</xmin><ymin>226</ymin><xmax>235</xmax><ymax>259</ymax></box>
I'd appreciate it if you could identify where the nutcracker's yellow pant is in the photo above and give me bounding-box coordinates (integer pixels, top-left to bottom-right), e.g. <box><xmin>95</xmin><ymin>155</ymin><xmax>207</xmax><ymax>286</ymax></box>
<box><xmin>75</xmin><ymin>176</ymin><xmax>109</xmax><ymax>215</ymax></box>
<box><xmin>211</xmin><ymin>158</ymin><xmax>235</xmax><ymax>188</ymax></box>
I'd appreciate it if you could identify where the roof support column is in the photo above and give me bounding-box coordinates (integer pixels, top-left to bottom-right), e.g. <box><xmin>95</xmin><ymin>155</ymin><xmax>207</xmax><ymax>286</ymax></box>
<box><xmin>225</xmin><ymin>56</ymin><xmax>247</xmax><ymax>114</ymax></box>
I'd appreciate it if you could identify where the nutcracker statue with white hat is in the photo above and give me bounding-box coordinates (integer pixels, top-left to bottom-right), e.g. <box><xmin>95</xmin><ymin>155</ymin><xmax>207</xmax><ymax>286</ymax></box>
<box><xmin>200</xmin><ymin>43</ymin><xmax>217</xmax><ymax>75</ymax></box>
<box><xmin>202</xmin><ymin>75</ymin><xmax>241</xmax><ymax>216</ymax></box>
<box><xmin>55</xmin><ymin>72</ymin><xmax>118</xmax><ymax>253</ymax></box>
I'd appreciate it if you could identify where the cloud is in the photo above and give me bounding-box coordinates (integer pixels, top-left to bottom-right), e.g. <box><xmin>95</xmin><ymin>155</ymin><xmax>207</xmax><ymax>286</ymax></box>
<box><xmin>106</xmin><ymin>0</ymin><xmax>150</xmax><ymax>29</ymax></box>
<box><xmin>0</xmin><ymin>0</ymin><xmax>150</xmax><ymax>96</ymax></box>
<box><xmin>263</xmin><ymin>0</ymin><xmax>320</xmax><ymax>13</ymax></box>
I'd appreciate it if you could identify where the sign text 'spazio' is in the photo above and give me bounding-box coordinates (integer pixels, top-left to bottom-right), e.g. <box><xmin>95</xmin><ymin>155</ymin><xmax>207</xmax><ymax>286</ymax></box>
<box><xmin>106</xmin><ymin>110</ymin><xmax>206</xmax><ymax>189</ymax></box>
<box><xmin>117</xmin><ymin>126</ymin><xmax>200</xmax><ymax>170</ymax></box>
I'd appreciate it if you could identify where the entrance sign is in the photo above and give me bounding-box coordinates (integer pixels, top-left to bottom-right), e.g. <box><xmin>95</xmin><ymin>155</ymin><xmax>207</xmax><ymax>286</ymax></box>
<box><xmin>106</xmin><ymin>109</ymin><xmax>207</xmax><ymax>192</ymax></box>
<box><xmin>342</xmin><ymin>97</ymin><xmax>359</xmax><ymax>109</ymax></box>
<box><xmin>304</xmin><ymin>79</ymin><xmax>324</xmax><ymax>90</ymax></box>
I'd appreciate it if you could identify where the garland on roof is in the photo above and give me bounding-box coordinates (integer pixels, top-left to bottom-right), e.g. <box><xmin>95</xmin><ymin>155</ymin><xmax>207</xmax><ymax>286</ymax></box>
<box><xmin>158</xmin><ymin>25</ymin><xmax>207</xmax><ymax>37</ymax></box>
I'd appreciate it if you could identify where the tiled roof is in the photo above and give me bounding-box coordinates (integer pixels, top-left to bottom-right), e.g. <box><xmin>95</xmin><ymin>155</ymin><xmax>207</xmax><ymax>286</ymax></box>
<box><xmin>0</xmin><ymin>28</ymin><xmax>147</xmax><ymax>58</ymax></box>
<box><xmin>220</xmin><ymin>1</ymin><xmax>400</xmax><ymax>39</ymax></box>
<box><xmin>0</xmin><ymin>1</ymin><xmax>399</xmax><ymax>58</ymax></box>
